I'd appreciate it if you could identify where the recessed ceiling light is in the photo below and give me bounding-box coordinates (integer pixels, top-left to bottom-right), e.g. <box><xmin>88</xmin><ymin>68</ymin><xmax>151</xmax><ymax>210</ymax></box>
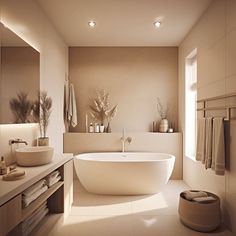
<box><xmin>154</xmin><ymin>21</ymin><xmax>161</xmax><ymax>28</ymax></box>
<box><xmin>88</xmin><ymin>21</ymin><xmax>96</xmax><ymax>28</ymax></box>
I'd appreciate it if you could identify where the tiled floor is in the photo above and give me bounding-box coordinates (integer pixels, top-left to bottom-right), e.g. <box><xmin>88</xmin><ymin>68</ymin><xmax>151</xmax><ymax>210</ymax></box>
<box><xmin>48</xmin><ymin>180</ymin><xmax>234</xmax><ymax>236</ymax></box>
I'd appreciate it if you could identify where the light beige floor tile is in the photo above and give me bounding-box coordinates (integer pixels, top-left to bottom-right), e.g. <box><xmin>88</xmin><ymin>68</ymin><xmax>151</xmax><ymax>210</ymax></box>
<box><xmin>35</xmin><ymin>214</ymin><xmax>64</xmax><ymax>236</ymax></box>
<box><xmin>131</xmin><ymin>180</ymin><xmax>189</xmax><ymax>215</ymax></box>
<box><xmin>132</xmin><ymin>215</ymin><xmax>234</xmax><ymax>236</ymax></box>
<box><xmin>49</xmin><ymin>215</ymin><xmax>133</xmax><ymax>236</ymax></box>
<box><xmin>48</xmin><ymin>180</ymin><xmax>234</xmax><ymax>236</ymax></box>
<box><xmin>131</xmin><ymin>193</ymin><xmax>174</xmax><ymax>215</ymax></box>
<box><xmin>71</xmin><ymin>191</ymin><xmax>132</xmax><ymax>216</ymax></box>
<box><xmin>164</xmin><ymin>180</ymin><xmax>190</xmax><ymax>191</ymax></box>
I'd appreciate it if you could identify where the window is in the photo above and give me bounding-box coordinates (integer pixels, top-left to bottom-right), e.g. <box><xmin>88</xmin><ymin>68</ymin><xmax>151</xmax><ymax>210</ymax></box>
<box><xmin>185</xmin><ymin>49</ymin><xmax>197</xmax><ymax>160</ymax></box>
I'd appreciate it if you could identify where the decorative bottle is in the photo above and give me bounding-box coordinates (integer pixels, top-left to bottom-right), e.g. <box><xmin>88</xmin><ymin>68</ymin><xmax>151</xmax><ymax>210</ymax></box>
<box><xmin>89</xmin><ymin>123</ymin><xmax>94</xmax><ymax>133</ymax></box>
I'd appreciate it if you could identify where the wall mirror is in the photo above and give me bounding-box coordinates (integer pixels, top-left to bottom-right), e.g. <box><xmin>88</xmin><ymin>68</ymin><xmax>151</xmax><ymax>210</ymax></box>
<box><xmin>0</xmin><ymin>22</ymin><xmax>40</xmax><ymax>124</ymax></box>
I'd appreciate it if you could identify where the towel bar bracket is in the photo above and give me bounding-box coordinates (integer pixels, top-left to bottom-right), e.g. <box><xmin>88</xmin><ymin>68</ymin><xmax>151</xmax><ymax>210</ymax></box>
<box><xmin>203</xmin><ymin>101</ymin><xmax>206</xmax><ymax>118</ymax></box>
<box><xmin>196</xmin><ymin>93</ymin><xmax>236</xmax><ymax>121</ymax></box>
<box><xmin>225</xmin><ymin>108</ymin><xmax>230</xmax><ymax>121</ymax></box>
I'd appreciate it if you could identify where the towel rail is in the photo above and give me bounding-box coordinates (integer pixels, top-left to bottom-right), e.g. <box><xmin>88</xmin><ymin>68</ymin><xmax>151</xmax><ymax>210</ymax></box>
<box><xmin>196</xmin><ymin>93</ymin><xmax>236</xmax><ymax>121</ymax></box>
<box><xmin>197</xmin><ymin>92</ymin><xmax>236</xmax><ymax>103</ymax></box>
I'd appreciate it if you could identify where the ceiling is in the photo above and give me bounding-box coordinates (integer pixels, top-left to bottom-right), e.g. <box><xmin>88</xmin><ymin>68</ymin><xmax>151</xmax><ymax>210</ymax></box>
<box><xmin>38</xmin><ymin>0</ymin><xmax>212</xmax><ymax>46</ymax></box>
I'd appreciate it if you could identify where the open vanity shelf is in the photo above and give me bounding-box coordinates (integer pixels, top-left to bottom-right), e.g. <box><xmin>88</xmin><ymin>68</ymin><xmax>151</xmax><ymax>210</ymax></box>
<box><xmin>0</xmin><ymin>154</ymin><xmax>73</xmax><ymax>236</ymax></box>
<box><xmin>21</xmin><ymin>181</ymin><xmax>64</xmax><ymax>222</ymax></box>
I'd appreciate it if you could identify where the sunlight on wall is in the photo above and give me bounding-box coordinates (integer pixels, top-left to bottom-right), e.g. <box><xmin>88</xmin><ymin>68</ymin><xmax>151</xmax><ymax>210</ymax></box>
<box><xmin>185</xmin><ymin>49</ymin><xmax>197</xmax><ymax>160</ymax></box>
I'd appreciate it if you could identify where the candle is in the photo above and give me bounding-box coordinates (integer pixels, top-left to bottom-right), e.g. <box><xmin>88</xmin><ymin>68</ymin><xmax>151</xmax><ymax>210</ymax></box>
<box><xmin>153</xmin><ymin>121</ymin><xmax>156</xmax><ymax>132</ymax></box>
<box><xmin>85</xmin><ymin>114</ymin><xmax>88</xmax><ymax>133</ymax></box>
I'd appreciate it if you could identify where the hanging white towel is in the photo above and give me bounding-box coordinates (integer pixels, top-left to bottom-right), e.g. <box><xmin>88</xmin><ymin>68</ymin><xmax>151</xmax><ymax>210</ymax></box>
<box><xmin>196</xmin><ymin>118</ymin><xmax>206</xmax><ymax>162</ymax></box>
<box><xmin>68</xmin><ymin>83</ymin><xmax>78</xmax><ymax>127</ymax></box>
<box><xmin>205</xmin><ymin>117</ymin><xmax>213</xmax><ymax>169</ymax></box>
<box><xmin>211</xmin><ymin>117</ymin><xmax>225</xmax><ymax>175</ymax></box>
<box><xmin>64</xmin><ymin>79</ymin><xmax>69</xmax><ymax>131</ymax></box>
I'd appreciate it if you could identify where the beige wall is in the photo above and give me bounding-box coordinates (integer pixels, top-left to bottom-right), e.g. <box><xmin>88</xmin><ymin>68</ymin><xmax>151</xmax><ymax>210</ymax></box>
<box><xmin>64</xmin><ymin>132</ymin><xmax>183</xmax><ymax>179</ymax></box>
<box><xmin>179</xmin><ymin>0</ymin><xmax>236</xmax><ymax>233</ymax></box>
<box><xmin>69</xmin><ymin>47</ymin><xmax>178</xmax><ymax>132</ymax></box>
<box><xmin>0</xmin><ymin>0</ymin><xmax>68</xmax><ymax>163</ymax></box>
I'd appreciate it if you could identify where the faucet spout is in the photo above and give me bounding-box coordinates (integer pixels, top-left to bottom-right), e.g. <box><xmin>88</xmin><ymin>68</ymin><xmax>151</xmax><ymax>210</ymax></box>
<box><xmin>9</xmin><ymin>139</ymin><xmax>28</xmax><ymax>146</ymax></box>
<box><xmin>120</xmin><ymin>129</ymin><xmax>125</xmax><ymax>152</ymax></box>
<box><xmin>122</xmin><ymin>140</ymin><xmax>125</xmax><ymax>153</ymax></box>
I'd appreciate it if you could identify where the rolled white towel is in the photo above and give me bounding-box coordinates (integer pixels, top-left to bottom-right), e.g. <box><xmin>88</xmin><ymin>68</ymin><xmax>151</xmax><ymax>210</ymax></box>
<box><xmin>46</xmin><ymin>171</ymin><xmax>60</xmax><ymax>186</ymax></box>
<box><xmin>22</xmin><ymin>180</ymin><xmax>47</xmax><ymax>197</ymax></box>
<box><xmin>48</xmin><ymin>175</ymin><xmax>61</xmax><ymax>187</ymax></box>
<box><xmin>46</xmin><ymin>170</ymin><xmax>60</xmax><ymax>181</ymax></box>
<box><xmin>192</xmin><ymin>196</ymin><xmax>216</xmax><ymax>203</ymax></box>
<box><xmin>22</xmin><ymin>185</ymin><xmax>48</xmax><ymax>208</ymax></box>
<box><xmin>183</xmin><ymin>190</ymin><xmax>208</xmax><ymax>201</ymax></box>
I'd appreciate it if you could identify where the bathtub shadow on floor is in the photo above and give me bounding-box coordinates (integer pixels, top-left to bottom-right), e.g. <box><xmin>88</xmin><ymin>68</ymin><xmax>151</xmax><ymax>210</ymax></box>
<box><xmin>73</xmin><ymin>180</ymin><xmax>160</xmax><ymax>206</ymax></box>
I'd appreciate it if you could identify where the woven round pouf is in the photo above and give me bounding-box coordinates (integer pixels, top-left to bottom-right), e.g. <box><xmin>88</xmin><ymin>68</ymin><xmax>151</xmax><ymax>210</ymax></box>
<box><xmin>178</xmin><ymin>191</ymin><xmax>221</xmax><ymax>232</ymax></box>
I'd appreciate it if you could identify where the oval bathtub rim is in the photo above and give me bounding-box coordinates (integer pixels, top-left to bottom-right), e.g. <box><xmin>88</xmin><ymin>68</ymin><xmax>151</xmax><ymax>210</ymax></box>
<box><xmin>74</xmin><ymin>152</ymin><xmax>175</xmax><ymax>163</ymax></box>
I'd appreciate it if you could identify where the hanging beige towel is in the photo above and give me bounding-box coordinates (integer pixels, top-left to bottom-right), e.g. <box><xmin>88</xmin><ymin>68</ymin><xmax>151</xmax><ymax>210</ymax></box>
<box><xmin>68</xmin><ymin>83</ymin><xmax>78</xmax><ymax>127</ymax></box>
<box><xmin>196</xmin><ymin>118</ymin><xmax>206</xmax><ymax>162</ymax></box>
<box><xmin>211</xmin><ymin>117</ymin><xmax>225</xmax><ymax>175</ymax></box>
<box><xmin>205</xmin><ymin>117</ymin><xmax>213</xmax><ymax>169</ymax></box>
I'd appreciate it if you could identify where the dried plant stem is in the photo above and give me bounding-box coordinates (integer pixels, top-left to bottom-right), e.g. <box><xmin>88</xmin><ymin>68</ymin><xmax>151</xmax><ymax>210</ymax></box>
<box><xmin>157</xmin><ymin>97</ymin><xmax>167</xmax><ymax>119</ymax></box>
<box><xmin>9</xmin><ymin>92</ymin><xmax>32</xmax><ymax>123</ymax></box>
<box><xmin>39</xmin><ymin>91</ymin><xmax>52</xmax><ymax>138</ymax></box>
<box><xmin>89</xmin><ymin>89</ymin><xmax>117</xmax><ymax>126</ymax></box>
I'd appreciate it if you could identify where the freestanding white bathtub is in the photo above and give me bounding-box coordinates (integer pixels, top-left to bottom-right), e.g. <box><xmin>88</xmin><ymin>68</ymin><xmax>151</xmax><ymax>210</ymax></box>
<box><xmin>74</xmin><ymin>152</ymin><xmax>175</xmax><ymax>195</ymax></box>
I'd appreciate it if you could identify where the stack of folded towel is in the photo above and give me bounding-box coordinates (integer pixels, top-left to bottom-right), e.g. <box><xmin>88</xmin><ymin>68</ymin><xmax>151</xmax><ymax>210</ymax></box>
<box><xmin>21</xmin><ymin>202</ymin><xmax>49</xmax><ymax>236</ymax></box>
<box><xmin>22</xmin><ymin>180</ymin><xmax>48</xmax><ymax>208</ymax></box>
<box><xmin>46</xmin><ymin>170</ymin><xmax>61</xmax><ymax>187</ymax></box>
<box><xmin>183</xmin><ymin>190</ymin><xmax>216</xmax><ymax>203</ymax></box>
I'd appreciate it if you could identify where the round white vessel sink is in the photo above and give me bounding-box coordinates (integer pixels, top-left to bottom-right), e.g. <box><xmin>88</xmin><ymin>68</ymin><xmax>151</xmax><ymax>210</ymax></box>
<box><xmin>15</xmin><ymin>146</ymin><xmax>54</xmax><ymax>166</ymax></box>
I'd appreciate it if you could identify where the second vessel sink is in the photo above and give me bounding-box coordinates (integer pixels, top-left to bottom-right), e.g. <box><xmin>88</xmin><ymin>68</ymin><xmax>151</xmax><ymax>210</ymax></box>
<box><xmin>15</xmin><ymin>146</ymin><xmax>54</xmax><ymax>167</ymax></box>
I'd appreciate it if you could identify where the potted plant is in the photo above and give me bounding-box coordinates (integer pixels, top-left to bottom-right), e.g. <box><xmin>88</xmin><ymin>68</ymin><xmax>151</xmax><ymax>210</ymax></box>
<box><xmin>9</xmin><ymin>92</ymin><xmax>32</xmax><ymax>123</ymax></box>
<box><xmin>157</xmin><ymin>97</ymin><xmax>169</xmax><ymax>132</ymax></box>
<box><xmin>89</xmin><ymin>89</ymin><xmax>117</xmax><ymax>133</ymax></box>
<box><xmin>33</xmin><ymin>91</ymin><xmax>52</xmax><ymax>146</ymax></box>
